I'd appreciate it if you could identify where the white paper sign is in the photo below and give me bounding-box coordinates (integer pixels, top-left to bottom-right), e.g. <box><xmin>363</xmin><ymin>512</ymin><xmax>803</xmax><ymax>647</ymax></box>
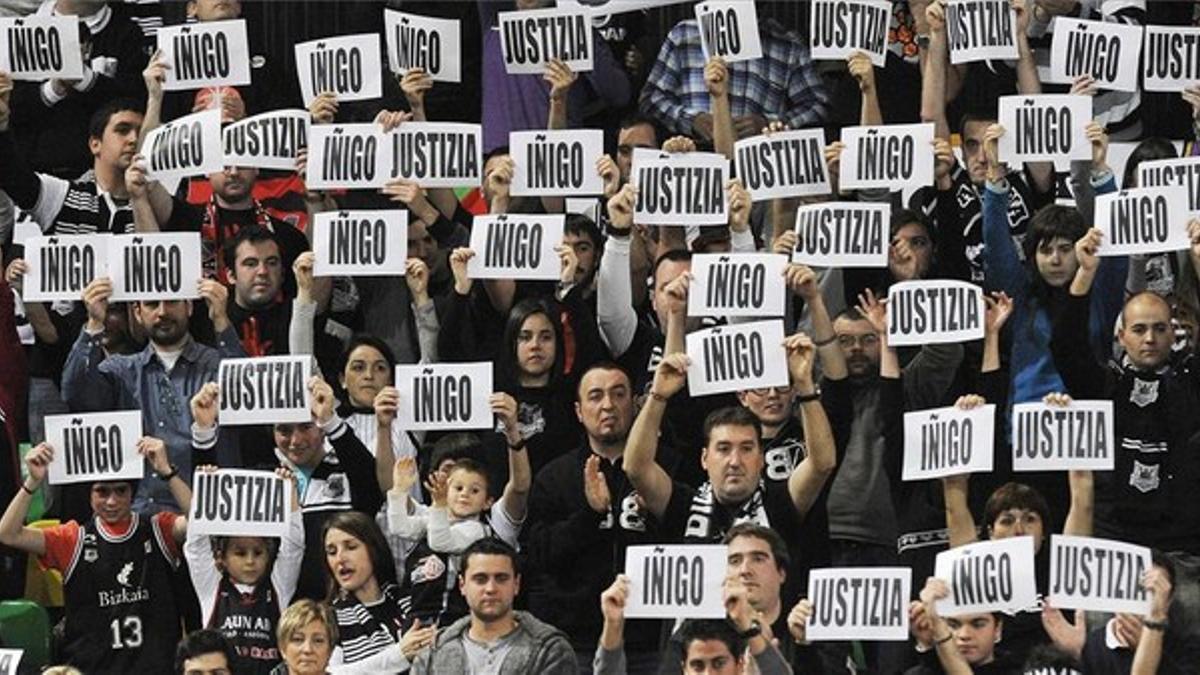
<box><xmin>946</xmin><ymin>0</ymin><xmax>1017</xmax><ymax>65</ymax></box>
<box><xmin>1138</xmin><ymin>157</ymin><xmax>1200</xmax><ymax>219</ymax></box>
<box><xmin>1012</xmin><ymin>400</ymin><xmax>1115</xmax><ymax>472</ymax></box>
<box><xmin>792</xmin><ymin>202</ymin><xmax>889</xmax><ymax>268</ymax></box>
<box><xmin>384</xmin><ymin>10</ymin><xmax>461</xmax><ymax>83</ymax></box>
<box><xmin>189</xmin><ymin>469</ymin><xmax>292</xmax><ymax>538</ymax></box>
<box><xmin>632</xmin><ymin>148</ymin><xmax>729</xmax><ymax>226</ymax></box>
<box><xmin>218</xmin><ymin>356</ymin><xmax>313</xmax><ymax>426</ymax></box>
<box><xmin>386</xmin><ymin>122</ymin><xmax>483</xmax><ymax>188</ymax></box>
<box><xmin>685</xmin><ymin>320</ymin><xmax>788</xmax><ymax>396</ymax></box>
<box><xmin>1094</xmin><ymin>186</ymin><xmax>1191</xmax><ymax>257</ymax></box>
<box><xmin>157</xmin><ymin>19</ymin><xmax>251</xmax><ymax>91</ymax></box>
<box><xmin>902</xmin><ymin>403</ymin><xmax>996</xmax><ymax>481</ymax></box>
<box><xmin>0</xmin><ymin>650</ymin><xmax>21</xmax><ymax>675</ymax></box>
<box><xmin>887</xmin><ymin>280</ymin><xmax>985</xmax><ymax>347</ymax></box>
<box><xmin>1049</xmin><ymin>18</ymin><xmax>1143</xmax><ymax>93</ymax></box>
<box><xmin>108</xmin><ymin>233</ymin><xmax>202</xmax><ymax>302</ymax></box>
<box><xmin>510</xmin><ymin>129</ymin><xmax>604</xmax><ymax>196</ymax></box>
<box><xmin>623</xmin><ymin>544</ymin><xmax>728</xmax><ymax>619</ymax></box>
<box><xmin>734</xmin><ymin>129</ymin><xmax>831</xmax><ymax>201</ymax></box>
<box><xmin>12</xmin><ymin>218</ymin><xmax>40</xmax><ymax>247</ymax></box>
<box><xmin>395</xmin><ymin>362</ymin><xmax>494</xmax><ymax>431</ymax></box>
<box><xmin>223</xmin><ymin>109</ymin><xmax>309</xmax><ymax>171</ymax></box>
<box><xmin>809</xmin><ymin>0</ymin><xmax>891</xmax><ymax>67</ymax></box>
<box><xmin>45</xmin><ymin>411</ymin><xmax>144</xmax><ymax>486</ymax></box>
<box><xmin>295</xmin><ymin>34</ymin><xmax>384</xmax><ymax>105</ymax></box>
<box><xmin>22</xmin><ymin>235</ymin><xmax>107</xmax><ymax>303</ymax></box>
<box><xmin>498</xmin><ymin>7</ymin><xmax>595</xmax><ymax>75</ymax></box>
<box><xmin>1048</xmin><ymin>535</ymin><xmax>1152</xmax><ymax>615</ymax></box>
<box><xmin>997</xmin><ymin>95</ymin><xmax>1092</xmax><ymax>164</ymax></box>
<box><xmin>806</xmin><ymin>567</ymin><xmax>911</xmax><ymax>641</ymax></box>
<box><xmin>143</xmin><ymin>108</ymin><xmax>225</xmax><ymax>183</ymax></box>
<box><xmin>1143</xmin><ymin>26</ymin><xmax>1200</xmax><ymax>92</ymax></box>
<box><xmin>838</xmin><ymin>123</ymin><xmax>935</xmax><ymax>191</ymax></box>
<box><xmin>312</xmin><ymin>210</ymin><xmax>409</xmax><ymax>277</ymax></box>
<box><xmin>306</xmin><ymin>123</ymin><xmax>389</xmax><ymax>190</ymax></box>
<box><xmin>467</xmin><ymin>214</ymin><xmax>564</xmax><ymax>280</ymax></box>
<box><xmin>933</xmin><ymin>537</ymin><xmax>1038</xmax><ymax>615</ymax></box>
<box><xmin>0</xmin><ymin>16</ymin><xmax>82</xmax><ymax>80</ymax></box>
<box><xmin>695</xmin><ymin>1</ymin><xmax>762</xmax><ymax>63</ymax></box>
<box><xmin>688</xmin><ymin>253</ymin><xmax>787</xmax><ymax>318</ymax></box>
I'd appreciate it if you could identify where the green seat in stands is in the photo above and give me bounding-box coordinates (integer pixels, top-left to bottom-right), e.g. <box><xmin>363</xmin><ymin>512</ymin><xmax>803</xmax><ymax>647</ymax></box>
<box><xmin>0</xmin><ymin>600</ymin><xmax>51</xmax><ymax>669</ymax></box>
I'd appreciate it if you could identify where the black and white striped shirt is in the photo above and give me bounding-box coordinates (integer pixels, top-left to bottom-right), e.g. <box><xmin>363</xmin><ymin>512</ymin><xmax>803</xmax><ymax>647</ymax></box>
<box><xmin>332</xmin><ymin>583</ymin><xmax>408</xmax><ymax>665</ymax></box>
<box><xmin>28</xmin><ymin>170</ymin><xmax>134</xmax><ymax>235</ymax></box>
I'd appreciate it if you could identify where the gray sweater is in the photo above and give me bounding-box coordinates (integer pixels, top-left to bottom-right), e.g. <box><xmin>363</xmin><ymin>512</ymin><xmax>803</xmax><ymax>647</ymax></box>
<box><xmin>410</xmin><ymin>610</ymin><xmax>578</xmax><ymax>675</ymax></box>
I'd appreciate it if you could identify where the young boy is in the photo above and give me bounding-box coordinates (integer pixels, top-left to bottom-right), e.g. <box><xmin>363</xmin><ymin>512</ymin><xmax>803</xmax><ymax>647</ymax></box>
<box><xmin>185</xmin><ymin>467</ymin><xmax>305</xmax><ymax>675</ymax></box>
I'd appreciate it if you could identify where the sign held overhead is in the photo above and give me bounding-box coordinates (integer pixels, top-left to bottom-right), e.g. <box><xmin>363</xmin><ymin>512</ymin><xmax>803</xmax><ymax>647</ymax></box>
<box><xmin>44</xmin><ymin>411</ymin><xmax>145</xmax><ymax>486</ymax></box>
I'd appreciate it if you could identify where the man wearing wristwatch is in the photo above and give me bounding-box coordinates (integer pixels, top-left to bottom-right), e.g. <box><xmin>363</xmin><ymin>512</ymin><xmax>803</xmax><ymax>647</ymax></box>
<box><xmin>0</xmin><ymin>436</ymin><xmax>192</xmax><ymax>673</ymax></box>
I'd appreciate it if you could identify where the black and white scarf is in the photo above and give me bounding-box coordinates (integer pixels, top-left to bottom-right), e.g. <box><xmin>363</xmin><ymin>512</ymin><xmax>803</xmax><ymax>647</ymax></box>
<box><xmin>684</xmin><ymin>480</ymin><xmax>770</xmax><ymax>541</ymax></box>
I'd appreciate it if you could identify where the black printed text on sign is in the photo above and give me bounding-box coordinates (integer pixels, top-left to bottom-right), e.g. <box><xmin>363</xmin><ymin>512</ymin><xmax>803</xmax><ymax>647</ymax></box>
<box><xmin>108</xmin><ymin>233</ymin><xmax>202</xmax><ymax>302</ymax></box>
<box><xmin>1138</xmin><ymin>157</ymin><xmax>1200</xmax><ymax>219</ymax></box>
<box><xmin>510</xmin><ymin>129</ymin><xmax>604</xmax><ymax>197</ymax></box>
<box><xmin>1012</xmin><ymin>400</ymin><xmax>1114</xmax><ymax>472</ymax></box>
<box><xmin>190</xmin><ymin>469</ymin><xmax>292</xmax><ymax>538</ymax></box>
<box><xmin>632</xmin><ymin>148</ymin><xmax>729</xmax><ymax>226</ymax></box>
<box><xmin>838</xmin><ymin>123</ymin><xmax>935</xmax><ymax>191</ymax></box>
<box><xmin>624</xmin><ymin>544</ymin><xmax>727</xmax><ymax>619</ymax></box>
<box><xmin>1143</xmin><ymin>26</ymin><xmax>1200</xmax><ymax>92</ymax></box>
<box><xmin>933</xmin><ymin>536</ymin><xmax>1038</xmax><ymax>615</ymax></box>
<box><xmin>44</xmin><ymin>411</ymin><xmax>144</xmax><ymax>486</ymax></box>
<box><xmin>688</xmin><ymin>253</ymin><xmax>787</xmax><ymax>318</ymax></box>
<box><xmin>695</xmin><ymin>1</ymin><xmax>762</xmax><ymax>64</ymax></box>
<box><xmin>685</xmin><ymin>320</ymin><xmax>787</xmax><ymax>397</ymax></box>
<box><xmin>945</xmin><ymin>0</ymin><xmax>1016</xmax><ymax>65</ymax></box>
<box><xmin>809</xmin><ymin>0</ymin><xmax>890</xmax><ymax>67</ymax></box>
<box><xmin>294</xmin><ymin>34</ymin><xmax>384</xmax><ymax>106</ymax></box>
<box><xmin>0</xmin><ymin>650</ymin><xmax>22</xmax><ymax>675</ymax></box>
<box><xmin>997</xmin><ymin>95</ymin><xmax>1092</xmax><ymax>164</ymax></box>
<box><xmin>306</xmin><ymin>123</ymin><xmax>388</xmax><ymax>190</ymax></box>
<box><xmin>805</xmin><ymin>568</ymin><xmax>910</xmax><ymax>641</ymax></box>
<box><xmin>902</xmin><ymin>403</ymin><xmax>995</xmax><ymax>481</ymax></box>
<box><xmin>312</xmin><ymin>210</ymin><xmax>408</xmax><ymax>277</ymax></box>
<box><xmin>218</xmin><ymin>356</ymin><xmax>313</xmax><ymax>426</ymax></box>
<box><xmin>388</xmin><ymin>122</ymin><xmax>482</xmax><ymax>188</ymax></box>
<box><xmin>792</xmin><ymin>202</ymin><xmax>889</xmax><ymax>269</ymax></box>
<box><xmin>384</xmin><ymin>10</ymin><xmax>461</xmax><ymax>83</ymax></box>
<box><xmin>223</xmin><ymin>109</ymin><xmax>309</xmax><ymax>172</ymax></box>
<box><xmin>734</xmin><ymin>129</ymin><xmax>830</xmax><ymax>202</ymax></box>
<box><xmin>1049</xmin><ymin>18</ymin><xmax>1143</xmax><ymax>93</ymax></box>
<box><xmin>1094</xmin><ymin>186</ymin><xmax>1190</xmax><ymax>257</ymax></box>
<box><xmin>22</xmin><ymin>235</ymin><xmax>107</xmax><ymax>303</ymax></box>
<box><xmin>0</xmin><ymin>16</ymin><xmax>82</xmax><ymax>80</ymax></box>
<box><xmin>887</xmin><ymin>280</ymin><xmax>985</xmax><ymax>347</ymax></box>
<box><xmin>1049</xmin><ymin>535</ymin><xmax>1151</xmax><ymax>615</ymax></box>
<box><xmin>156</xmin><ymin>19</ymin><xmax>251</xmax><ymax>91</ymax></box>
<box><xmin>467</xmin><ymin>214</ymin><xmax>564</xmax><ymax>280</ymax></box>
<box><xmin>143</xmin><ymin>108</ymin><xmax>225</xmax><ymax>184</ymax></box>
<box><xmin>498</xmin><ymin>6</ymin><xmax>594</xmax><ymax>75</ymax></box>
<box><xmin>395</xmin><ymin>362</ymin><xmax>493</xmax><ymax>431</ymax></box>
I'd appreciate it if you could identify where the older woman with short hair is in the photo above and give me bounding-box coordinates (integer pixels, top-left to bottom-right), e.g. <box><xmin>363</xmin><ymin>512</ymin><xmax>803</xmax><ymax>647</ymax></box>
<box><xmin>271</xmin><ymin>600</ymin><xmax>337</xmax><ymax>675</ymax></box>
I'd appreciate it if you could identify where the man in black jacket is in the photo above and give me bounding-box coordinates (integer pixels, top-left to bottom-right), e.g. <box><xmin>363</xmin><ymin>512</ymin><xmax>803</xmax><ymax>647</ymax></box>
<box><xmin>522</xmin><ymin>362</ymin><xmax>676</xmax><ymax>674</ymax></box>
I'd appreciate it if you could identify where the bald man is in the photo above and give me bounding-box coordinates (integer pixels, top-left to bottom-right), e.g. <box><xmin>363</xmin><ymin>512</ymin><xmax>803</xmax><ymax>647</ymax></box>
<box><xmin>1050</xmin><ymin>228</ymin><xmax>1200</xmax><ymax>554</ymax></box>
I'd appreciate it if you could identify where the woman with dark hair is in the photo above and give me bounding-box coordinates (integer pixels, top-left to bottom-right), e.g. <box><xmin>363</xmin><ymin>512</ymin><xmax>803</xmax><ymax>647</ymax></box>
<box><xmin>337</xmin><ymin>335</ymin><xmax>421</xmax><ymax>502</ymax></box>
<box><xmin>981</xmin><ymin>121</ymin><xmax>1126</xmax><ymax>406</ymax></box>
<box><xmin>321</xmin><ymin>511</ymin><xmax>434</xmax><ymax>669</ymax></box>
<box><xmin>493</xmin><ymin>297</ymin><xmax>584</xmax><ymax>476</ymax></box>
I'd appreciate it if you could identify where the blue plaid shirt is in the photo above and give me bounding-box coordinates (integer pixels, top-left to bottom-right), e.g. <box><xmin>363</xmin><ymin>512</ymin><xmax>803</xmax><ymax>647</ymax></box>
<box><xmin>639</xmin><ymin>18</ymin><xmax>830</xmax><ymax>135</ymax></box>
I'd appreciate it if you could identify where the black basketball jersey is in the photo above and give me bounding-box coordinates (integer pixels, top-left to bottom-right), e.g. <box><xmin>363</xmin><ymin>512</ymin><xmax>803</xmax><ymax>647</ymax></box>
<box><xmin>208</xmin><ymin>576</ymin><xmax>281</xmax><ymax>675</ymax></box>
<box><xmin>401</xmin><ymin>529</ymin><xmax>487</xmax><ymax>627</ymax></box>
<box><xmin>62</xmin><ymin>514</ymin><xmax>181</xmax><ymax>673</ymax></box>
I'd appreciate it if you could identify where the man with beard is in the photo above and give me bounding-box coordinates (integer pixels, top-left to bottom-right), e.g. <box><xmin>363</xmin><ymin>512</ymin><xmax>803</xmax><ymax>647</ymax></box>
<box><xmin>62</xmin><ymin>274</ymin><xmax>245</xmax><ymax>514</ymax></box>
<box><xmin>522</xmin><ymin>362</ymin><xmax>679</xmax><ymax>674</ymax></box>
<box><xmin>222</xmin><ymin>225</ymin><xmax>292</xmax><ymax>356</ymax></box>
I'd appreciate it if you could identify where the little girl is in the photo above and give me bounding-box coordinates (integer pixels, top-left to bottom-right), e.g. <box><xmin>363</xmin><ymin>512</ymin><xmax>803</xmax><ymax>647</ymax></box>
<box><xmin>186</xmin><ymin>467</ymin><xmax>305</xmax><ymax>675</ymax></box>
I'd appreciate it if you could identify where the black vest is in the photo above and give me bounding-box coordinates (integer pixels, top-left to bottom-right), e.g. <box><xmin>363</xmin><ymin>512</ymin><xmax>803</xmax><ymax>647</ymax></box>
<box><xmin>62</xmin><ymin>515</ymin><xmax>180</xmax><ymax>673</ymax></box>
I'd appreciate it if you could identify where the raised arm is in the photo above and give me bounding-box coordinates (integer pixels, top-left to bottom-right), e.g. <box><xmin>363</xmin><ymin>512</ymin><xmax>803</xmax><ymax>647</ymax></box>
<box><xmin>784</xmin><ymin>333</ymin><xmax>836</xmax><ymax>518</ymax></box>
<box><xmin>1012</xmin><ymin>0</ymin><xmax>1054</xmax><ymax>194</ymax></box>
<box><xmin>596</xmin><ymin>185</ymin><xmax>640</xmax><ymax>357</ymax></box>
<box><xmin>0</xmin><ymin>443</ymin><xmax>52</xmax><ymax>555</ymax></box>
<box><xmin>706</xmin><ymin>57</ymin><xmax>734</xmax><ymax>161</ymax></box>
<box><xmin>1132</xmin><ymin>567</ymin><xmax>1171</xmax><ymax>675</ymax></box>
<box><xmin>493</xmin><ymin>393</ymin><xmax>532</xmax><ymax>523</ymax></box>
<box><xmin>921</xmin><ymin>579</ymin><xmax>975</xmax><ymax>675</ymax></box>
<box><xmin>940</xmin><ymin>395</ymin><xmax>989</xmax><ymax>548</ymax></box>
<box><xmin>594</xmin><ymin>576</ymin><xmax>629</xmax><ymax>675</ymax></box>
<box><xmin>849</xmin><ymin>51</ymin><xmax>882</xmax><ymax>127</ymax></box>
<box><xmin>980</xmin><ymin>125</ymin><xmax>1027</xmax><ymax>296</ymax></box>
<box><xmin>140</xmin><ymin>436</ymin><xmax>191</xmax><ymax>542</ymax></box>
<box><xmin>920</xmin><ymin>1</ymin><xmax>953</xmax><ymax>140</ymax></box>
<box><xmin>623</xmin><ymin>354</ymin><xmax>688</xmax><ymax>519</ymax></box>
<box><xmin>786</xmin><ymin>264</ymin><xmax>848</xmax><ymax>381</ymax></box>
